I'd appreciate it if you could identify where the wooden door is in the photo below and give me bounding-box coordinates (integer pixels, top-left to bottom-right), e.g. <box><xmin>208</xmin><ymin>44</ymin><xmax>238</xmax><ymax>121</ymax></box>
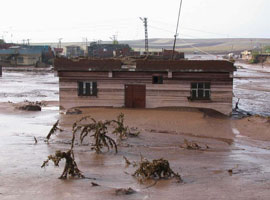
<box><xmin>125</xmin><ymin>85</ymin><xmax>146</xmax><ymax>108</ymax></box>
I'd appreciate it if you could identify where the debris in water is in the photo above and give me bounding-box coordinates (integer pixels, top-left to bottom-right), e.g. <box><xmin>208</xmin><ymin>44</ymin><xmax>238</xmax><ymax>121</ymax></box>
<box><xmin>18</xmin><ymin>104</ymin><xmax>41</xmax><ymax>111</ymax></box>
<box><xmin>66</xmin><ymin>108</ymin><xmax>82</xmax><ymax>115</ymax></box>
<box><xmin>123</xmin><ymin>156</ymin><xmax>137</xmax><ymax>167</ymax></box>
<box><xmin>34</xmin><ymin>137</ymin><xmax>38</xmax><ymax>144</ymax></box>
<box><xmin>234</xmin><ymin>98</ymin><xmax>240</xmax><ymax>111</ymax></box>
<box><xmin>181</xmin><ymin>139</ymin><xmax>202</xmax><ymax>150</ymax></box>
<box><xmin>123</xmin><ymin>156</ymin><xmax>131</xmax><ymax>166</ymax></box>
<box><xmin>228</xmin><ymin>164</ymin><xmax>239</xmax><ymax>176</ymax></box>
<box><xmin>16</xmin><ymin>100</ymin><xmax>46</xmax><ymax>111</ymax></box>
<box><xmin>115</xmin><ymin>187</ymin><xmax>136</xmax><ymax>195</ymax></box>
<box><xmin>91</xmin><ymin>182</ymin><xmax>100</xmax><ymax>187</ymax></box>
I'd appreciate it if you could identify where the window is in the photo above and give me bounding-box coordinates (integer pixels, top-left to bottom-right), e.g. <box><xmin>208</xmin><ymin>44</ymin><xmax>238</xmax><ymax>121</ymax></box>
<box><xmin>152</xmin><ymin>76</ymin><xmax>163</xmax><ymax>84</ymax></box>
<box><xmin>17</xmin><ymin>56</ymin><xmax>24</xmax><ymax>63</ymax></box>
<box><xmin>78</xmin><ymin>81</ymin><xmax>97</xmax><ymax>96</ymax></box>
<box><xmin>190</xmin><ymin>82</ymin><xmax>211</xmax><ymax>100</ymax></box>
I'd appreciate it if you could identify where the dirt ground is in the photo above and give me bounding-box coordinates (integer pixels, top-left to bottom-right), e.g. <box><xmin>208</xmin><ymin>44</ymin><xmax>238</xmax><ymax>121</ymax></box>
<box><xmin>0</xmin><ymin>63</ymin><xmax>270</xmax><ymax>200</ymax></box>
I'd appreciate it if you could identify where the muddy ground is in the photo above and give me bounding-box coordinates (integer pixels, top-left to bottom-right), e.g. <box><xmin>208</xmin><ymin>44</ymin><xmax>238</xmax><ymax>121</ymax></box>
<box><xmin>0</xmin><ymin>62</ymin><xmax>270</xmax><ymax>200</ymax></box>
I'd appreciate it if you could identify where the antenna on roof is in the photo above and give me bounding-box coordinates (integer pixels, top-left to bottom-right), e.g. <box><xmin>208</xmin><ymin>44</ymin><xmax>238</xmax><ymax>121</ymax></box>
<box><xmin>140</xmin><ymin>17</ymin><xmax>149</xmax><ymax>55</ymax></box>
<box><xmin>172</xmin><ymin>0</ymin><xmax>183</xmax><ymax>60</ymax></box>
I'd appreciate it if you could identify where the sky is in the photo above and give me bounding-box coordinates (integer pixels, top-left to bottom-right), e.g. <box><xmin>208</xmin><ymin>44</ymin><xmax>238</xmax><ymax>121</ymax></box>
<box><xmin>0</xmin><ymin>0</ymin><xmax>269</xmax><ymax>43</ymax></box>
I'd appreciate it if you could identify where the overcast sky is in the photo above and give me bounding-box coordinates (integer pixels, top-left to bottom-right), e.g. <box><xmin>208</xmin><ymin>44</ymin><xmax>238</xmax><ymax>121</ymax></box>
<box><xmin>1</xmin><ymin>0</ymin><xmax>269</xmax><ymax>43</ymax></box>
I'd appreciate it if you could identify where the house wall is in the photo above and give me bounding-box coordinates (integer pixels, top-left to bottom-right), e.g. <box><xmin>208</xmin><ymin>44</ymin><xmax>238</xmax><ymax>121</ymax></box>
<box><xmin>17</xmin><ymin>55</ymin><xmax>41</xmax><ymax>66</ymax></box>
<box><xmin>58</xmin><ymin>71</ymin><xmax>233</xmax><ymax>115</ymax></box>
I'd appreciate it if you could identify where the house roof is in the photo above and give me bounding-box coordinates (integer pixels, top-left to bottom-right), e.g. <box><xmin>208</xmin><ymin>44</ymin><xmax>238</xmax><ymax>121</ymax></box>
<box><xmin>136</xmin><ymin>60</ymin><xmax>236</xmax><ymax>72</ymax></box>
<box><xmin>0</xmin><ymin>48</ymin><xmax>42</xmax><ymax>56</ymax></box>
<box><xmin>54</xmin><ymin>57</ymin><xmax>122</xmax><ymax>71</ymax></box>
<box><xmin>54</xmin><ymin>57</ymin><xmax>236</xmax><ymax>73</ymax></box>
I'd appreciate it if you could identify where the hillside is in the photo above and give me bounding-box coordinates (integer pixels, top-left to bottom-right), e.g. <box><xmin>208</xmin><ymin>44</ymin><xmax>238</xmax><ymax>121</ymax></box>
<box><xmin>34</xmin><ymin>38</ymin><xmax>270</xmax><ymax>54</ymax></box>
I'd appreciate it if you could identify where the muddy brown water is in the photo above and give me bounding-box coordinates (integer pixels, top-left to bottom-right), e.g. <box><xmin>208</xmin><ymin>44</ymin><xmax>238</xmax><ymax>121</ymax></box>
<box><xmin>0</xmin><ymin>65</ymin><xmax>270</xmax><ymax>199</ymax></box>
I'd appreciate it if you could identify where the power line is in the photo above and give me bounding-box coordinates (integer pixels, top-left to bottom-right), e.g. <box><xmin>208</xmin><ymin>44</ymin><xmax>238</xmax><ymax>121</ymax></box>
<box><xmin>172</xmin><ymin>0</ymin><xmax>183</xmax><ymax>59</ymax></box>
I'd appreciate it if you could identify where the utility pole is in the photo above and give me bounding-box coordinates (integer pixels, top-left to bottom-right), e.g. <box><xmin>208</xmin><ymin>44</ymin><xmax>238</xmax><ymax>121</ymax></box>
<box><xmin>172</xmin><ymin>0</ymin><xmax>183</xmax><ymax>60</ymax></box>
<box><xmin>140</xmin><ymin>17</ymin><xmax>149</xmax><ymax>54</ymax></box>
<box><xmin>58</xmin><ymin>38</ymin><xmax>63</xmax><ymax>48</ymax></box>
<box><xmin>27</xmin><ymin>39</ymin><xmax>30</xmax><ymax>45</ymax></box>
<box><xmin>110</xmin><ymin>35</ymin><xmax>118</xmax><ymax>45</ymax></box>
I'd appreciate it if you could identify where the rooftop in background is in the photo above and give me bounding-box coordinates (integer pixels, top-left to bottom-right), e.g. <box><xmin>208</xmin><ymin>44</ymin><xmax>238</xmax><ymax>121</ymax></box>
<box><xmin>0</xmin><ymin>48</ymin><xmax>43</xmax><ymax>55</ymax></box>
<box><xmin>54</xmin><ymin>57</ymin><xmax>236</xmax><ymax>73</ymax></box>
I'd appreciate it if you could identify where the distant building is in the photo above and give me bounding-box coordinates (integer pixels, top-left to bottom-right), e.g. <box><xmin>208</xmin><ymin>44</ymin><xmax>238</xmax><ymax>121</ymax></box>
<box><xmin>254</xmin><ymin>53</ymin><xmax>270</xmax><ymax>64</ymax></box>
<box><xmin>87</xmin><ymin>42</ymin><xmax>132</xmax><ymax>58</ymax></box>
<box><xmin>162</xmin><ymin>49</ymin><xmax>185</xmax><ymax>60</ymax></box>
<box><xmin>0</xmin><ymin>48</ymin><xmax>42</xmax><ymax>66</ymax></box>
<box><xmin>66</xmin><ymin>45</ymin><xmax>84</xmax><ymax>58</ymax></box>
<box><xmin>0</xmin><ymin>43</ymin><xmax>14</xmax><ymax>49</ymax></box>
<box><xmin>54</xmin><ymin>48</ymin><xmax>64</xmax><ymax>56</ymax></box>
<box><xmin>0</xmin><ymin>45</ymin><xmax>54</xmax><ymax>67</ymax></box>
<box><xmin>241</xmin><ymin>50</ymin><xmax>252</xmax><ymax>61</ymax></box>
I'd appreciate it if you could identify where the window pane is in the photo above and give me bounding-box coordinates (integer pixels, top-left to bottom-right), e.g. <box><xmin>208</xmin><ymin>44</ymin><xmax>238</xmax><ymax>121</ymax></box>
<box><xmin>205</xmin><ymin>90</ymin><xmax>210</xmax><ymax>99</ymax></box>
<box><xmin>158</xmin><ymin>76</ymin><xmax>163</xmax><ymax>84</ymax></box>
<box><xmin>198</xmin><ymin>89</ymin><xmax>204</xmax><ymax>98</ymax></box>
<box><xmin>191</xmin><ymin>90</ymin><xmax>197</xmax><ymax>99</ymax></box>
<box><xmin>78</xmin><ymin>82</ymin><xmax>83</xmax><ymax>96</ymax></box>
<box><xmin>205</xmin><ymin>83</ymin><xmax>210</xmax><ymax>89</ymax></box>
<box><xmin>191</xmin><ymin>83</ymin><xmax>197</xmax><ymax>89</ymax></box>
<box><xmin>198</xmin><ymin>83</ymin><xmax>203</xmax><ymax>89</ymax></box>
<box><xmin>86</xmin><ymin>83</ymin><xmax>91</xmax><ymax>95</ymax></box>
<box><xmin>153</xmin><ymin>76</ymin><xmax>163</xmax><ymax>84</ymax></box>
<box><xmin>92</xmin><ymin>82</ymin><xmax>97</xmax><ymax>96</ymax></box>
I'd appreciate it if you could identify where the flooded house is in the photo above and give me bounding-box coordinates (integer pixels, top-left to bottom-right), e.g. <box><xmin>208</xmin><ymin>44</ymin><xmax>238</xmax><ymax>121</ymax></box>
<box><xmin>0</xmin><ymin>47</ymin><xmax>42</xmax><ymax>66</ymax></box>
<box><xmin>55</xmin><ymin>58</ymin><xmax>236</xmax><ymax>115</ymax></box>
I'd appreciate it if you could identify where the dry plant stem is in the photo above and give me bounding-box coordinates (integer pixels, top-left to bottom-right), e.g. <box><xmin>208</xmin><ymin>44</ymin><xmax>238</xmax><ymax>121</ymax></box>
<box><xmin>41</xmin><ymin>150</ymin><xmax>84</xmax><ymax>179</ymax></box>
<box><xmin>112</xmin><ymin>113</ymin><xmax>128</xmax><ymax>140</ymax></box>
<box><xmin>133</xmin><ymin>158</ymin><xmax>182</xmax><ymax>182</ymax></box>
<box><xmin>112</xmin><ymin>113</ymin><xmax>140</xmax><ymax>140</ymax></box>
<box><xmin>46</xmin><ymin>120</ymin><xmax>63</xmax><ymax>140</ymax></box>
<box><xmin>72</xmin><ymin>117</ymin><xmax>118</xmax><ymax>153</ymax></box>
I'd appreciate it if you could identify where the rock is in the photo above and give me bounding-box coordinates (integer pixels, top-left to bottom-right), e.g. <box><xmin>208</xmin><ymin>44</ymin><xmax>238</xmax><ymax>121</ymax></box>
<box><xmin>66</xmin><ymin>108</ymin><xmax>82</xmax><ymax>115</ymax></box>
<box><xmin>115</xmin><ymin>187</ymin><xmax>136</xmax><ymax>195</ymax></box>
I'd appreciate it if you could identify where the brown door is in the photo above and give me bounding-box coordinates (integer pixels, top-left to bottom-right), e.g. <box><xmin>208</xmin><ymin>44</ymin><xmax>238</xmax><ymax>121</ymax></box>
<box><xmin>125</xmin><ymin>85</ymin><xmax>146</xmax><ymax>108</ymax></box>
